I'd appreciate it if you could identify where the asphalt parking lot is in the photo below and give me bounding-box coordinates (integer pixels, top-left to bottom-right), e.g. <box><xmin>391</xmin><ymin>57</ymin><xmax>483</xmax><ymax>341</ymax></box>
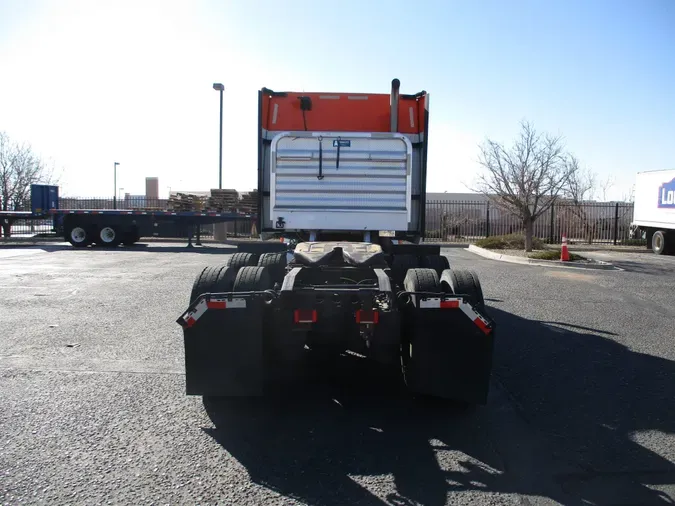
<box><xmin>1</xmin><ymin>243</ymin><xmax>674</xmax><ymax>506</ymax></box>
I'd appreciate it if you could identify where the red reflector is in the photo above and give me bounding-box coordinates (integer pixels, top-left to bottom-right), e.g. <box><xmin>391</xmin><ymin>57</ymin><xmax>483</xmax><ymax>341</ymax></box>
<box><xmin>356</xmin><ymin>309</ymin><xmax>379</xmax><ymax>324</ymax></box>
<box><xmin>440</xmin><ymin>300</ymin><xmax>460</xmax><ymax>309</ymax></box>
<box><xmin>206</xmin><ymin>301</ymin><xmax>227</xmax><ymax>309</ymax></box>
<box><xmin>294</xmin><ymin>309</ymin><xmax>317</xmax><ymax>323</ymax></box>
<box><xmin>473</xmin><ymin>317</ymin><xmax>492</xmax><ymax>335</ymax></box>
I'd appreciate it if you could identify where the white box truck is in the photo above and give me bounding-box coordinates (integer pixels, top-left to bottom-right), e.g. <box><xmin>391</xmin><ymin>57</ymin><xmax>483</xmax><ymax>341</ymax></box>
<box><xmin>632</xmin><ymin>169</ymin><xmax>675</xmax><ymax>254</ymax></box>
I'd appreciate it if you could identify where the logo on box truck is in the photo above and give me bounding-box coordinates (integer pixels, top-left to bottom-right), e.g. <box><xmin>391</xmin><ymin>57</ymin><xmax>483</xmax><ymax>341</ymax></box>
<box><xmin>658</xmin><ymin>178</ymin><xmax>675</xmax><ymax>209</ymax></box>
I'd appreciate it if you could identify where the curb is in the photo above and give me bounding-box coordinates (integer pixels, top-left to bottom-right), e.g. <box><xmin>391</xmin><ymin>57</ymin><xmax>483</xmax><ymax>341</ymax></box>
<box><xmin>467</xmin><ymin>244</ymin><xmax>618</xmax><ymax>271</ymax></box>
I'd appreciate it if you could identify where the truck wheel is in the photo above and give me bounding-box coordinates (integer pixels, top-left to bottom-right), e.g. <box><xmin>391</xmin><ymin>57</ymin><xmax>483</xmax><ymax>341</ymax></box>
<box><xmin>651</xmin><ymin>231</ymin><xmax>671</xmax><ymax>255</ymax></box>
<box><xmin>257</xmin><ymin>252</ymin><xmax>287</xmax><ymax>285</ymax></box>
<box><xmin>403</xmin><ymin>267</ymin><xmax>440</xmax><ymax>294</ymax></box>
<box><xmin>67</xmin><ymin>225</ymin><xmax>91</xmax><ymax>248</ymax></box>
<box><xmin>189</xmin><ymin>265</ymin><xmax>237</xmax><ymax>304</ymax></box>
<box><xmin>233</xmin><ymin>266</ymin><xmax>272</xmax><ymax>291</ymax></box>
<box><xmin>98</xmin><ymin>226</ymin><xmax>121</xmax><ymax>247</ymax></box>
<box><xmin>391</xmin><ymin>254</ymin><xmax>420</xmax><ymax>286</ymax></box>
<box><xmin>227</xmin><ymin>252</ymin><xmax>260</xmax><ymax>270</ymax></box>
<box><xmin>440</xmin><ymin>268</ymin><xmax>485</xmax><ymax>312</ymax></box>
<box><xmin>421</xmin><ymin>254</ymin><xmax>450</xmax><ymax>276</ymax></box>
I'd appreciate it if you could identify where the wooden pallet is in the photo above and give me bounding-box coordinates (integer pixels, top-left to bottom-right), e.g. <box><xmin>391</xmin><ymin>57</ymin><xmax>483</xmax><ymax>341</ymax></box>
<box><xmin>168</xmin><ymin>193</ymin><xmax>207</xmax><ymax>212</ymax></box>
<box><xmin>207</xmin><ymin>189</ymin><xmax>239</xmax><ymax>212</ymax></box>
<box><xmin>238</xmin><ymin>190</ymin><xmax>258</xmax><ymax>214</ymax></box>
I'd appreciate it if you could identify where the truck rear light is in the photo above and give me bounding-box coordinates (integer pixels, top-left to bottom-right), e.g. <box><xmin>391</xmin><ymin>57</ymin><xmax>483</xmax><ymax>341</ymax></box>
<box><xmin>356</xmin><ymin>309</ymin><xmax>379</xmax><ymax>324</ymax></box>
<box><xmin>294</xmin><ymin>309</ymin><xmax>317</xmax><ymax>324</ymax></box>
<box><xmin>440</xmin><ymin>300</ymin><xmax>459</xmax><ymax>309</ymax></box>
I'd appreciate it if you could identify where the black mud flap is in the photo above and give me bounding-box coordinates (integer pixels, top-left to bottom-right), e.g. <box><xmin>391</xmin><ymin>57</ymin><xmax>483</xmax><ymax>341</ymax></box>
<box><xmin>402</xmin><ymin>295</ymin><xmax>495</xmax><ymax>404</ymax></box>
<box><xmin>178</xmin><ymin>294</ymin><xmax>266</xmax><ymax>397</ymax></box>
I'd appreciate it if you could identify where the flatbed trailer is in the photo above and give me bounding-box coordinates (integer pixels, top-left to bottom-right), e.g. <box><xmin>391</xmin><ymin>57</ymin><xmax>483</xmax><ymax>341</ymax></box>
<box><xmin>178</xmin><ymin>79</ymin><xmax>497</xmax><ymax>405</ymax></box>
<box><xmin>0</xmin><ymin>185</ymin><xmax>253</xmax><ymax>247</ymax></box>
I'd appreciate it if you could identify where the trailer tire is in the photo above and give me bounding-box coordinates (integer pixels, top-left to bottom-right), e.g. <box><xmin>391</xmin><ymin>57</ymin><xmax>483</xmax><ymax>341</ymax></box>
<box><xmin>66</xmin><ymin>224</ymin><xmax>91</xmax><ymax>247</ymax></box>
<box><xmin>440</xmin><ymin>268</ymin><xmax>485</xmax><ymax>312</ymax></box>
<box><xmin>233</xmin><ymin>266</ymin><xmax>272</xmax><ymax>292</ymax></box>
<box><xmin>97</xmin><ymin>225</ymin><xmax>121</xmax><ymax>247</ymax></box>
<box><xmin>257</xmin><ymin>252</ymin><xmax>287</xmax><ymax>285</ymax></box>
<box><xmin>651</xmin><ymin>230</ymin><xmax>671</xmax><ymax>255</ymax></box>
<box><xmin>421</xmin><ymin>254</ymin><xmax>450</xmax><ymax>276</ymax></box>
<box><xmin>189</xmin><ymin>265</ymin><xmax>237</xmax><ymax>304</ymax></box>
<box><xmin>227</xmin><ymin>252</ymin><xmax>260</xmax><ymax>271</ymax></box>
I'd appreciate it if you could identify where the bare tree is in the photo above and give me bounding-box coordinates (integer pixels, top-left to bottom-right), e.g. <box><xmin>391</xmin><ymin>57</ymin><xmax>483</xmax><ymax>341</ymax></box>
<box><xmin>0</xmin><ymin>131</ymin><xmax>56</xmax><ymax>237</ymax></box>
<box><xmin>475</xmin><ymin>121</ymin><xmax>577</xmax><ymax>251</ymax></box>
<box><xmin>565</xmin><ymin>156</ymin><xmax>599</xmax><ymax>244</ymax></box>
<box><xmin>599</xmin><ymin>175</ymin><xmax>615</xmax><ymax>202</ymax></box>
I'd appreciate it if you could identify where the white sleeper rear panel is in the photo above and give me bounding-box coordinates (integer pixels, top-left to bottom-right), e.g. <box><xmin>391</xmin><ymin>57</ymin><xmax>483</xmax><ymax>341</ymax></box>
<box><xmin>270</xmin><ymin>132</ymin><xmax>412</xmax><ymax>231</ymax></box>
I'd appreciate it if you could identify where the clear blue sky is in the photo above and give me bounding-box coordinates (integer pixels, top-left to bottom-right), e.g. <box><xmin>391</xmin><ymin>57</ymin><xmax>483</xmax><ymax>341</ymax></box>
<box><xmin>0</xmin><ymin>0</ymin><xmax>673</xmax><ymax>200</ymax></box>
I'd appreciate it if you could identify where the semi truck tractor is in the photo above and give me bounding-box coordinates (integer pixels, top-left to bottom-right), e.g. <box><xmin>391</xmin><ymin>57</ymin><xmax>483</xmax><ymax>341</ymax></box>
<box><xmin>177</xmin><ymin>79</ymin><xmax>496</xmax><ymax>404</ymax></box>
<box><xmin>631</xmin><ymin>169</ymin><xmax>675</xmax><ymax>255</ymax></box>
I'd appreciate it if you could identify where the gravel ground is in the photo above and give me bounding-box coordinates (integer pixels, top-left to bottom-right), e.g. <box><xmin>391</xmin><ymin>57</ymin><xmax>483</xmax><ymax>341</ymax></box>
<box><xmin>1</xmin><ymin>242</ymin><xmax>674</xmax><ymax>505</ymax></box>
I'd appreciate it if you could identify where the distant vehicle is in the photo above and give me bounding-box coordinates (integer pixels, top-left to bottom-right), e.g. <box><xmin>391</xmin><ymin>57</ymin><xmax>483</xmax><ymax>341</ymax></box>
<box><xmin>631</xmin><ymin>169</ymin><xmax>675</xmax><ymax>254</ymax></box>
<box><xmin>0</xmin><ymin>184</ymin><xmax>249</xmax><ymax>247</ymax></box>
<box><xmin>178</xmin><ymin>79</ymin><xmax>496</xmax><ymax>406</ymax></box>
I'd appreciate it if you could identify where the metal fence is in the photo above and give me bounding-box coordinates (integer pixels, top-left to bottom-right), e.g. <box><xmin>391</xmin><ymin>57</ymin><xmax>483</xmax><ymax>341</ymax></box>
<box><xmin>424</xmin><ymin>200</ymin><xmax>636</xmax><ymax>245</ymax></box>
<box><xmin>3</xmin><ymin>196</ymin><xmax>636</xmax><ymax>245</ymax></box>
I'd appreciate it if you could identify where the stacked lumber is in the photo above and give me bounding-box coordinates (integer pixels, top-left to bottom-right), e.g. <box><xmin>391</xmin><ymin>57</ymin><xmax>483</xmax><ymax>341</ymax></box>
<box><xmin>168</xmin><ymin>192</ymin><xmax>207</xmax><ymax>212</ymax></box>
<box><xmin>238</xmin><ymin>190</ymin><xmax>258</xmax><ymax>214</ymax></box>
<box><xmin>207</xmin><ymin>189</ymin><xmax>239</xmax><ymax>212</ymax></box>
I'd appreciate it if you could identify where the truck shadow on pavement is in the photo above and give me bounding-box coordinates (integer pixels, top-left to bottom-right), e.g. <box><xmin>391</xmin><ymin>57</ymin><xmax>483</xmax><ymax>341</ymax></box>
<box><xmin>610</xmin><ymin>259</ymin><xmax>675</xmax><ymax>276</ymax></box>
<box><xmin>202</xmin><ymin>307</ymin><xmax>675</xmax><ymax>506</ymax></box>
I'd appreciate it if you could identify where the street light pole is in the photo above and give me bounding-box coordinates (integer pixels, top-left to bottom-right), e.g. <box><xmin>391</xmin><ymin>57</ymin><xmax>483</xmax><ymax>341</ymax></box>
<box><xmin>113</xmin><ymin>162</ymin><xmax>120</xmax><ymax>209</ymax></box>
<box><xmin>213</xmin><ymin>83</ymin><xmax>224</xmax><ymax>189</ymax></box>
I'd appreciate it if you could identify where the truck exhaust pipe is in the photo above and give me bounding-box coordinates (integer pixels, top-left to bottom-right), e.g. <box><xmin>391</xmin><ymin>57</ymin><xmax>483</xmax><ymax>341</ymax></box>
<box><xmin>390</xmin><ymin>78</ymin><xmax>400</xmax><ymax>132</ymax></box>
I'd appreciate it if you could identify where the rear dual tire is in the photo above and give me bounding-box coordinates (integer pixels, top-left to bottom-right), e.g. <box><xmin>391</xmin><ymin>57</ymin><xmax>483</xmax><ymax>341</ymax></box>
<box><xmin>257</xmin><ymin>252</ymin><xmax>288</xmax><ymax>285</ymax></box>
<box><xmin>227</xmin><ymin>252</ymin><xmax>259</xmax><ymax>269</ymax></box>
<box><xmin>189</xmin><ymin>265</ymin><xmax>274</xmax><ymax>400</ymax></box>
<box><xmin>401</xmin><ymin>267</ymin><xmax>487</xmax><ymax>408</ymax></box>
<box><xmin>401</xmin><ymin>267</ymin><xmax>485</xmax><ymax>309</ymax></box>
<box><xmin>190</xmin><ymin>265</ymin><xmax>238</xmax><ymax>304</ymax></box>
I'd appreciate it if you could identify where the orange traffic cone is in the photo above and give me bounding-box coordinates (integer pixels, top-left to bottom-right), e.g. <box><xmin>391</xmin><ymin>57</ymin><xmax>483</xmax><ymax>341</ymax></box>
<box><xmin>561</xmin><ymin>235</ymin><xmax>570</xmax><ymax>261</ymax></box>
